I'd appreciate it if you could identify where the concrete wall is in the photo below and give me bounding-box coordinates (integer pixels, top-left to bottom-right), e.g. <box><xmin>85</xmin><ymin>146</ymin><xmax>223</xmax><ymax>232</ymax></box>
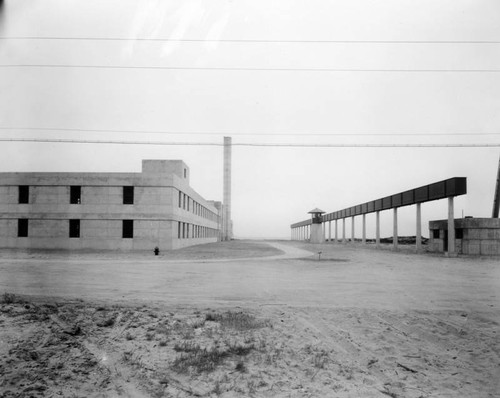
<box><xmin>428</xmin><ymin>218</ymin><xmax>500</xmax><ymax>256</ymax></box>
<box><xmin>0</xmin><ymin>160</ymin><xmax>220</xmax><ymax>251</ymax></box>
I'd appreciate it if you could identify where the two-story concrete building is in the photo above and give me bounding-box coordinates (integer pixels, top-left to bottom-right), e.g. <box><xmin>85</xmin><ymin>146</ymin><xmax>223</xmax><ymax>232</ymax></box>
<box><xmin>0</xmin><ymin>160</ymin><xmax>222</xmax><ymax>251</ymax></box>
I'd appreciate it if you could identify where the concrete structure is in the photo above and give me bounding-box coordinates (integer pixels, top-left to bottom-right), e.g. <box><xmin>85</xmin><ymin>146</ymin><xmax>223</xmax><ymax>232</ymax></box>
<box><xmin>0</xmin><ymin>160</ymin><xmax>221</xmax><ymax>251</ymax></box>
<box><xmin>291</xmin><ymin>177</ymin><xmax>467</xmax><ymax>255</ymax></box>
<box><xmin>428</xmin><ymin>218</ymin><xmax>500</xmax><ymax>256</ymax></box>
<box><xmin>222</xmin><ymin>136</ymin><xmax>233</xmax><ymax>241</ymax></box>
<box><xmin>308</xmin><ymin>208</ymin><xmax>325</xmax><ymax>244</ymax></box>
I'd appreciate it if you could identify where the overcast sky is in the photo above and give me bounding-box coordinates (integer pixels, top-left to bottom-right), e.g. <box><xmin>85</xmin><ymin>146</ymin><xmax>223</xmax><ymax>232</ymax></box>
<box><xmin>0</xmin><ymin>0</ymin><xmax>499</xmax><ymax>239</ymax></box>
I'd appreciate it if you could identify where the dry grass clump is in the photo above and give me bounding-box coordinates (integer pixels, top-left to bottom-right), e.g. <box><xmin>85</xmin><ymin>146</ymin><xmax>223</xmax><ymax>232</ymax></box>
<box><xmin>205</xmin><ymin>311</ymin><xmax>266</xmax><ymax>330</ymax></box>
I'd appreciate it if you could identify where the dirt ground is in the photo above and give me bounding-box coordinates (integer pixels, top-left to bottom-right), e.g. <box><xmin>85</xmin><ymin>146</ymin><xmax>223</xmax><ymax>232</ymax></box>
<box><xmin>0</xmin><ymin>240</ymin><xmax>499</xmax><ymax>397</ymax></box>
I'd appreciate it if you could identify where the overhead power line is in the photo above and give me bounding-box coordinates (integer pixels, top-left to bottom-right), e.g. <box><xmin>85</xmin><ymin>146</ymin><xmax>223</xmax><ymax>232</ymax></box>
<box><xmin>2</xmin><ymin>64</ymin><xmax>500</xmax><ymax>73</ymax></box>
<box><xmin>1</xmin><ymin>138</ymin><xmax>499</xmax><ymax>148</ymax></box>
<box><xmin>2</xmin><ymin>36</ymin><xmax>500</xmax><ymax>44</ymax></box>
<box><xmin>1</xmin><ymin>127</ymin><xmax>499</xmax><ymax>137</ymax></box>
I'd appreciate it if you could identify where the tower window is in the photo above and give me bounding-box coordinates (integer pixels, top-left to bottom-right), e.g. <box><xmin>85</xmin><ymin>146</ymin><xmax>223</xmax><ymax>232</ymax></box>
<box><xmin>69</xmin><ymin>219</ymin><xmax>80</xmax><ymax>238</ymax></box>
<box><xmin>123</xmin><ymin>186</ymin><xmax>134</xmax><ymax>205</ymax></box>
<box><xmin>122</xmin><ymin>220</ymin><xmax>134</xmax><ymax>238</ymax></box>
<box><xmin>19</xmin><ymin>186</ymin><xmax>29</xmax><ymax>204</ymax></box>
<box><xmin>70</xmin><ymin>186</ymin><xmax>81</xmax><ymax>204</ymax></box>
<box><xmin>18</xmin><ymin>219</ymin><xmax>28</xmax><ymax>237</ymax></box>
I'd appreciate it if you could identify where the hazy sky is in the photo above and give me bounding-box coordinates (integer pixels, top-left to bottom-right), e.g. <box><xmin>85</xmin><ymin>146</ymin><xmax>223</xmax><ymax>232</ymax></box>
<box><xmin>0</xmin><ymin>0</ymin><xmax>499</xmax><ymax>239</ymax></box>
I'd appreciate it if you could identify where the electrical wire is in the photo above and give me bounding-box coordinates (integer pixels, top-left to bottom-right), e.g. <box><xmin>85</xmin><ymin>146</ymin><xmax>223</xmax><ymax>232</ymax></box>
<box><xmin>0</xmin><ymin>138</ymin><xmax>498</xmax><ymax>148</ymax></box>
<box><xmin>2</xmin><ymin>64</ymin><xmax>500</xmax><ymax>73</ymax></box>
<box><xmin>0</xmin><ymin>127</ymin><xmax>499</xmax><ymax>137</ymax></box>
<box><xmin>2</xmin><ymin>36</ymin><xmax>500</xmax><ymax>44</ymax></box>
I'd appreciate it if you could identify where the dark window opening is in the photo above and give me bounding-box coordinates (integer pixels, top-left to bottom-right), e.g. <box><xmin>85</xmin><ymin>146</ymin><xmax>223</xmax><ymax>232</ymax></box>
<box><xmin>178</xmin><ymin>221</ymin><xmax>181</xmax><ymax>238</ymax></box>
<box><xmin>69</xmin><ymin>219</ymin><xmax>80</xmax><ymax>238</ymax></box>
<box><xmin>70</xmin><ymin>186</ymin><xmax>81</xmax><ymax>204</ymax></box>
<box><xmin>19</xmin><ymin>186</ymin><xmax>29</xmax><ymax>204</ymax></box>
<box><xmin>184</xmin><ymin>168</ymin><xmax>187</xmax><ymax>178</ymax></box>
<box><xmin>122</xmin><ymin>220</ymin><xmax>134</xmax><ymax>238</ymax></box>
<box><xmin>432</xmin><ymin>229</ymin><xmax>440</xmax><ymax>239</ymax></box>
<box><xmin>178</xmin><ymin>191</ymin><xmax>182</xmax><ymax>207</ymax></box>
<box><xmin>123</xmin><ymin>186</ymin><xmax>134</xmax><ymax>205</ymax></box>
<box><xmin>18</xmin><ymin>219</ymin><xmax>28</xmax><ymax>237</ymax></box>
<box><xmin>455</xmin><ymin>228</ymin><xmax>464</xmax><ymax>239</ymax></box>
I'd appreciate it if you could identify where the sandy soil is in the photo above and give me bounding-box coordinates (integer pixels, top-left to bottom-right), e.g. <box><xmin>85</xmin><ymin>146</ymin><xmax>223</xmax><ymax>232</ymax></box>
<box><xmin>1</xmin><ymin>240</ymin><xmax>499</xmax><ymax>397</ymax></box>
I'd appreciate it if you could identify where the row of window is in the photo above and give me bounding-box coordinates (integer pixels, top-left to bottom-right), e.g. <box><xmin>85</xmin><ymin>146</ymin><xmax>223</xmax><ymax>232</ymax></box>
<box><xmin>431</xmin><ymin>228</ymin><xmax>464</xmax><ymax>239</ymax></box>
<box><xmin>16</xmin><ymin>219</ymin><xmax>134</xmax><ymax>238</ymax></box>
<box><xmin>16</xmin><ymin>219</ymin><xmax>218</xmax><ymax>240</ymax></box>
<box><xmin>17</xmin><ymin>186</ymin><xmax>135</xmax><ymax>205</ymax></box>
<box><xmin>178</xmin><ymin>190</ymin><xmax>218</xmax><ymax>222</ymax></box>
<box><xmin>177</xmin><ymin>222</ymin><xmax>218</xmax><ymax>239</ymax></box>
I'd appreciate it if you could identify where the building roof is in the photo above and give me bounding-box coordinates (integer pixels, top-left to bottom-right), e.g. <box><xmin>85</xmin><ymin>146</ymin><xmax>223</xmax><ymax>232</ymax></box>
<box><xmin>308</xmin><ymin>208</ymin><xmax>325</xmax><ymax>214</ymax></box>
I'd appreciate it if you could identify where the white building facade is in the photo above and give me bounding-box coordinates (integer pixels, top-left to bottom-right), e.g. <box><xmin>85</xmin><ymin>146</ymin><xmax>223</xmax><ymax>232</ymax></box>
<box><xmin>0</xmin><ymin>160</ymin><xmax>221</xmax><ymax>251</ymax></box>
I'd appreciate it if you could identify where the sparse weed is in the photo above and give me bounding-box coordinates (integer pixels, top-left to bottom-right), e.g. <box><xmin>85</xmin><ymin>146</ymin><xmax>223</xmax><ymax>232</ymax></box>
<box><xmin>2</xmin><ymin>293</ymin><xmax>16</xmax><ymax>304</ymax></box>
<box><xmin>159</xmin><ymin>339</ymin><xmax>167</xmax><ymax>347</ymax></box>
<box><xmin>125</xmin><ymin>332</ymin><xmax>135</xmax><ymax>341</ymax></box>
<box><xmin>235</xmin><ymin>361</ymin><xmax>246</xmax><ymax>372</ymax></box>
<box><xmin>145</xmin><ymin>332</ymin><xmax>154</xmax><ymax>341</ymax></box>
<box><xmin>172</xmin><ymin>347</ymin><xmax>228</xmax><ymax>373</ymax></box>
<box><xmin>312</xmin><ymin>351</ymin><xmax>329</xmax><ymax>369</ymax></box>
<box><xmin>205</xmin><ymin>311</ymin><xmax>266</xmax><ymax>330</ymax></box>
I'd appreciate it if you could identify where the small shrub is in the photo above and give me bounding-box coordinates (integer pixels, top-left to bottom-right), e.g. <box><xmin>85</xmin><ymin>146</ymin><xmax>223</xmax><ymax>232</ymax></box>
<box><xmin>235</xmin><ymin>361</ymin><xmax>246</xmax><ymax>372</ymax></box>
<box><xmin>205</xmin><ymin>311</ymin><xmax>266</xmax><ymax>330</ymax></box>
<box><xmin>159</xmin><ymin>340</ymin><xmax>167</xmax><ymax>347</ymax></box>
<box><xmin>172</xmin><ymin>347</ymin><xmax>228</xmax><ymax>373</ymax></box>
<box><xmin>125</xmin><ymin>332</ymin><xmax>135</xmax><ymax>341</ymax></box>
<box><xmin>145</xmin><ymin>332</ymin><xmax>154</xmax><ymax>341</ymax></box>
<box><xmin>2</xmin><ymin>293</ymin><xmax>16</xmax><ymax>304</ymax></box>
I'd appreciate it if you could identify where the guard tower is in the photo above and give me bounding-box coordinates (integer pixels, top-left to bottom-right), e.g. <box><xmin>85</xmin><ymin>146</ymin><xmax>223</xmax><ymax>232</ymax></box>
<box><xmin>308</xmin><ymin>208</ymin><xmax>325</xmax><ymax>243</ymax></box>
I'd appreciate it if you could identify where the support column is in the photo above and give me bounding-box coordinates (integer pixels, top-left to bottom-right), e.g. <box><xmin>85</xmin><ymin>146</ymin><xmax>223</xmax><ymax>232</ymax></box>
<box><xmin>416</xmin><ymin>203</ymin><xmax>422</xmax><ymax>252</ymax></box>
<box><xmin>448</xmin><ymin>196</ymin><xmax>456</xmax><ymax>256</ymax></box>
<box><xmin>351</xmin><ymin>216</ymin><xmax>355</xmax><ymax>243</ymax></box>
<box><xmin>335</xmin><ymin>220</ymin><xmax>338</xmax><ymax>242</ymax></box>
<box><xmin>393</xmin><ymin>208</ymin><xmax>398</xmax><ymax>250</ymax></box>
<box><xmin>362</xmin><ymin>214</ymin><xmax>366</xmax><ymax>244</ymax></box>
<box><xmin>342</xmin><ymin>218</ymin><xmax>346</xmax><ymax>243</ymax></box>
<box><xmin>328</xmin><ymin>221</ymin><xmax>332</xmax><ymax>242</ymax></box>
<box><xmin>376</xmin><ymin>211</ymin><xmax>380</xmax><ymax>248</ymax></box>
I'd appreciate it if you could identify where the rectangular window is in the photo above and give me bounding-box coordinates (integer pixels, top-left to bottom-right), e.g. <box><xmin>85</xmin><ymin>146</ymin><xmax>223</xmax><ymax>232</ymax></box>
<box><xmin>123</xmin><ymin>186</ymin><xmax>134</xmax><ymax>205</ymax></box>
<box><xmin>183</xmin><ymin>194</ymin><xmax>186</xmax><ymax>209</ymax></box>
<box><xmin>187</xmin><ymin>197</ymin><xmax>190</xmax><ymax>212</ymax></box>
<box><xmin>70</xmin><ymin>186</ymin><xmax>81</xmax><ymax>204</ymax></box>
<box><xmin>455</xmin><ymin>228</ymin><xmax>464</xmax><ymax>239</ymax></box>
<box><xmin>187</xmin><ymin>224</ymin><xmax>190</xmax><ymax>239</ymax></box>
<box><xmin>69</xmin><ymin>219</ymin><xmax>80</xmax><ymax>238</ymax></box>
<box><xmin>432</xmin><ymin>229</ymin><xmax>440</xmax><ymax>239</ymax></box>
<box><xmin>122</xmin><ymin>220</ymin><xmax>134</xmax><ymax>238</ymax></box>
<box><xmin>178</xmin><ymin>221</ymin><xmax>181</xmax><ymax>238</ymax></box>
<box><xmin>19</xmin><ymin>186</ymin><xmax>29</xmax><ymax>204</ymax></box>
<box><xmin>178</xmin><ymin>191</ymin><xmax>182</xmax><ymax>207</ymax></box>
<box><xmin>18</xmin><ymin>219</ymin><xmax>28</xmax><ymax>237</ymax></box>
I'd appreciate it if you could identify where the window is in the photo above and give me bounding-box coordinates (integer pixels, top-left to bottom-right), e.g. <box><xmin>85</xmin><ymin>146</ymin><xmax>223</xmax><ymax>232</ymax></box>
<box><xmin>455</xmin><ymin>228</ymin><xmax>464</xmax><ymax>239</ymax></box>
<box><xmin>18</xmin><ymin>219</ymin><xmax>28</xmax><ymax>237</ymax></box>
<box><xmin>123</xmin><ymin>186</ymin><xmax>134</xmax><ymax>205</ymax></box>
<box><xmin>183</xmin><ymin>194</ymin><xmax>186</xmax><ymax>209</ymax></box>
<box><xmin>432</xmin><ymin>229</ymin><xmax>440</xmax><ymax>239</ymax></box>
<box><xmin>69</xmin><ymin>219</ymin><xmax>80</xmax><ymax>238</ymax></box>
<box><xmin>19</xmin><ymin>186</ymin><xmax>29</xmax><ymax>204</ymax></box>
<box><xmin>122</xmin><ymin>220</ymin><xmax>133</xmax><ymax>238</ymax></box>
<box><xmin>178</xmin><ymin>191</ymin><xmax>182</xmax><ymax>208</ymax></box>
<box><xmin>178</xmin><ymin>221</ymin><xmax>181</xmax><ymax>238</ymax></box>
<box><xmin>184</xmin><ymin>168</ymin><xmax>187</xmax><ymax>178</ymax></box>
<box><xmin>70</xmin><ymin>186</ymin><xmax>81</xmax><ymax>204</ymax></box>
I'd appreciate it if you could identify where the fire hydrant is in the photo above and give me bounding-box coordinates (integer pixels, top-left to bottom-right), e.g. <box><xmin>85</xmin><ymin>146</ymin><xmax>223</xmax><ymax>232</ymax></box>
<box><xmin>154</xmin><ymin>247</ymin><xmax>159</xmax><ymax>256</ymax></box>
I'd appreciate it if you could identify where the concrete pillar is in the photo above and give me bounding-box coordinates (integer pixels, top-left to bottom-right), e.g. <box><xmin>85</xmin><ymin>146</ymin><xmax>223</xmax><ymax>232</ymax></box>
<box><xmin>335</xmin><ymin>220</ymin><xmax>338</xmax><ymax>242</ymax></box>
<box><xmin>223</xmin><ymin>137</ymin><xmax>232</xmax><ymax>241</ymax></box>
<box><xmin>416</xmin><ymin>203</ymin><xmax>422</xmax><ymax>252</ymax></box>
<box><xmin>311</xmin><ymin>223</ymin><xmax>325</xmax><ymax>244</ymax></box>
<box><xmin>448</xmin><ymin>196</ymin><xmax>456</xmax><ymax>256</ymax></box>
<box><xmin>376</xmin><ymin>211</ymin><xmax>380</xmax><ymax>248</ymax></box>
<box><xmin>328</xmin><ymin>221</ymin><xmax>332</xmax><ymax>242</ymax></box>
<box><xmin>362</xmin><ymin>214</ymin><xmax>366</xmax><ymax>244</ymax></box>
<box><xmin>393</xmin><ymin>208</ymin><xmax>398</xmax><ymax>250</ymax></box>
<box><xmin>342</xmin><ymin>218</ymin><xmax>346</xmax><ymax>243</ymax></box>
<box><xmin>351</xmin><ymin>216</ymin><xmax>355</xmax><ymax>243</ymax></box>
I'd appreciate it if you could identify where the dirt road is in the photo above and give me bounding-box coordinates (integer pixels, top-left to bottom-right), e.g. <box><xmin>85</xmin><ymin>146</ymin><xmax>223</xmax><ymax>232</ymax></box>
<box><xmin>1</xmin><ymin>240</ymin><xmax>499</xmax><ymax>397</ymax></box>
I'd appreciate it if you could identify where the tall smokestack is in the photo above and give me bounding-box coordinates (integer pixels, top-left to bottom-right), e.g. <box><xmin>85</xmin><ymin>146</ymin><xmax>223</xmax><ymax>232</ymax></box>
<box><xmin>223</xmin><ymin>136</ymin><xmax>232</xmax><ymax>240</ymax></box>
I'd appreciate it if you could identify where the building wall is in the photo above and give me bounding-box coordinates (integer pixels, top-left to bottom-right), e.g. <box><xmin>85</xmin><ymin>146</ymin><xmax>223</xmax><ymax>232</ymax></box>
<box><xmin>428</xmin><ymin>218</ymin><xmax>500</xmax><ymax>256</ymax></box>
<box><xmin>0</xmin><ymin>160</ymin><xmax>220</xmax><ymax>251</ymax></box>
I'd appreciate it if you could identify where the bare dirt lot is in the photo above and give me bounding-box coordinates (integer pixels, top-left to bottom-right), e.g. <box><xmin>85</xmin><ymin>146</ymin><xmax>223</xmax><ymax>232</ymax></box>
<box><xmin>1</xmin><ymin>240</ymin><xmax>499</xmax><ymax>397</ymax></box>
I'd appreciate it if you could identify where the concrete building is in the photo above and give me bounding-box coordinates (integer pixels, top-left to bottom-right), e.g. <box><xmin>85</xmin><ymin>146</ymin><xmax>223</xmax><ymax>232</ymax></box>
<box><xmin>0</xmin><ymin>160</ymin><xmax>221</xmax><ymax>251</ymax></box>
<box><xmin>428</xmin><ymin>218</ymin><xmax>500</xmax><ymax>256</ymax></box>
